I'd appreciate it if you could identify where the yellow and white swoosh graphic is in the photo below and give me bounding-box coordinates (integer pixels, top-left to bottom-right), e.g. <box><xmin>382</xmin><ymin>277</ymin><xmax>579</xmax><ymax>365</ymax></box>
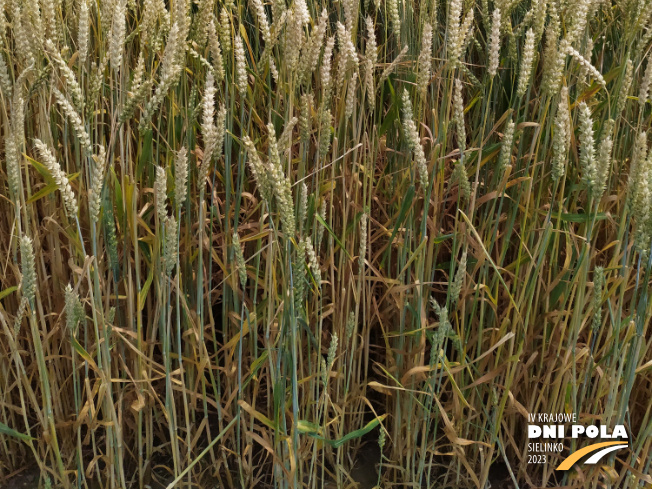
<box><xmin>556</xmin><ymin>441</ymin><xmax>628</xmax><ymax>471</ymax></box>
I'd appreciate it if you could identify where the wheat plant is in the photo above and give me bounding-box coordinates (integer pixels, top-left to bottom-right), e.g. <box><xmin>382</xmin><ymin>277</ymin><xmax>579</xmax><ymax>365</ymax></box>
<box><xmin>0</xmin><ymin>0</ymin><xmax>651</xmax><ymax>488</ymax></box>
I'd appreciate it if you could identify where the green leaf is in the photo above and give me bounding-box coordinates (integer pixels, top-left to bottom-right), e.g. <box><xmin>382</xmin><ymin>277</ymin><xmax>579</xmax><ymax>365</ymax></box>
<box><xmin>70</xmin><ymin>336</ymin><xmax>99</xmax><ymax>372</ymax></box>
<box><xmin>299</xmin><ymin>414</ymin><xmax>387</xmax><ymax>448</ymax></box>
<box><xmin>138</xmin><ymin>130</ymin><xmax>154</xmax><ymax>178</ymax></box>
<box><xmin>0</xmin><ymin>422</ymin><xmax>34</xmax><ymax>442</ymax></box>
<box><xmin>25</xmin><ymin>154</ymin><xmax>54</xmax><ymax>184</ymax></box>
<box><xmin>433</xmin><ymin>233</ymin><xmax>454</xmax><ymax>244</ymax></box>
<box><xmin>379</xmin><ymin>81</ymin><xmax>398</xmax><ymax>137</ymax></box>
<box><xmin>138</xmin><ymin>267</ymin><xmax>154</xmax><ymax>312</ymax></box>
<box><xmin>560</xmin><ymin>213</ymin><xmax>607</xmax><ymax>223</ymax></box>
<box><xmin>0</xmin><ymin>286</ymin><xmax>18</xmax><ymax>302</ymax></box>
<box><xmin>382</xmin><ymin>185</ymin><xmax>416</xmax><ymax>265</ymax></box>
<box><xmin>244</xmin><ymin>349</ymin><xmax>269</xmax><ymax>389</ymax></box>
<box><xmin>26</xmin><ymin>182</ymin><xmax>58</xmax><ymax>204</ymax></box>
<box><xmin>297</xmin><ymin>420</ymin><xmax>322</xmax><ymax>436</ymax></box>
<box><xmin>26</xmin><ymin>172</ymin><xmax>80</xmax><ymax>205</ymax></box>
<box><xmin>314</xmin><ymin>213</ymin><xmax>352</xmax><ymax>260</ymax></box>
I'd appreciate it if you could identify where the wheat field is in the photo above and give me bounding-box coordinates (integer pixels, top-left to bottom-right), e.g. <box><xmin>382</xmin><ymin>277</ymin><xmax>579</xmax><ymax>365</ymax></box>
<box><xmin>0</xmin><ymin>0</ymin><xmax>651</xmax><ymax>487</ymax></box>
